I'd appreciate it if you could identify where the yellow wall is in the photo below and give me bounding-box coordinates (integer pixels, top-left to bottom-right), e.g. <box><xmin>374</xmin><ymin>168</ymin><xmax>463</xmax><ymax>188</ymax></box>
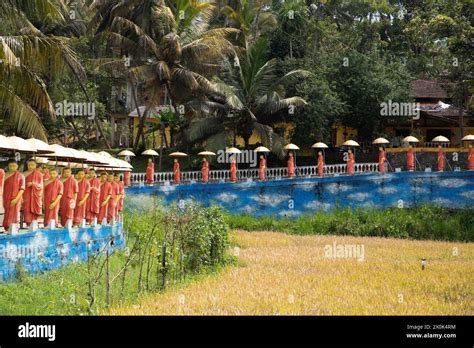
<box><xmin>132</xmin><ymin>118</ymin><xmax>171</xmax><ymax>148</ymax></box>
<box><xmin>333</xmin><ymin>125</ymin><xmax>358</xmax><ymax>146</ymax></box>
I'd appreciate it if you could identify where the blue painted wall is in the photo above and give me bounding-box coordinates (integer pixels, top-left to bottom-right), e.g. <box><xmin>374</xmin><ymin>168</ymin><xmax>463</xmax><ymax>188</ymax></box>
<box><xmin>125</xmin><ymin>171</ymin><xmax>474</xmax><ymax>218</ymax></box>
<box><xmin>0</xmin><ymin>223</ymin><xmax>125</xmax><ymax>281</ymax></box>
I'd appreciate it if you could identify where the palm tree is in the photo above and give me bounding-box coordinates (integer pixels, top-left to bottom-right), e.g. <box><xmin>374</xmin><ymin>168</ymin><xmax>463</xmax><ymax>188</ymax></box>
<box><xmin>0</xmin><ymin>0</ymin><xmax>87</xmax><ymax>141</ymax></box>
<box><xmin>89</xmin><ymin>0</ymin><xmax>239</xmax><ymax>150</ymax></box>
<box><xmin>184</xmin><ymin>37</ymin><xmax>310</xmax><ymax>156</ymax></box>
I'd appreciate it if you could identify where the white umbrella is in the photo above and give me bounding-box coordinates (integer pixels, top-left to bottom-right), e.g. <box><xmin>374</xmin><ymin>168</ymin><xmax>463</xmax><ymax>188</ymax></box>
<box><xmin>432</xmin><ymin>135</ymin><xmax>450</xmax><ymax>143</ymax></box>
<box><xmin>198</xmin><ymin>151</ymin><xmax>216</xmax><ymax>156</ymax></box>
<box><xmin>342</xmin><ymin>140</ymin><xmax>360</xmax><ymax>147</ymax></box>
<box><xmin>460</xmin><ymin>134</ymin><xmax>474</xmax><ymax>141</ymax></box>
<box><xmin>98</xmin><ymin>151</ymin><xmax>113</xmax><ymax>158</ymax></box>
<box><xmin>311</xmin><ymin>142</ymin><xmax>328</xmax><ymax>149</ymax></box>
<box><xmin>283</xmin><ymin>143</ymin><xmax>300</xmax><ymax>150</ymax></box>
<box><xmin>117</xmin><ymin>150</ymin><xmax>136</xmax><ymax>157</ymax></box>
<box><xmin>169</xmin><ymin>152</ymin><xmax>188</xmax><ymax>157</ymax></box>
<box><xmin>0</xmin><ymin>135</ymin><xmax>14</xmax><ymax>151</ymax></box>
<box><xmin>141</xmin><ymin>149</ymin><xmax>159</xmax><ymax>156</ymax></box>
<box><xmin>225</xmin><ymin>147</ymin><xmax>242</xmax><ymax>154</ymax></box>
<box><xmin>402</xmin><ymin>136</ymin><xmax>419</xmax><ymax>143</ymax></box>
<box><xmin>7</xmin><ymin>136</ymin><xmax>37</xmax><ymax>153</ymax></box>
<box><xmin>254</xmin><ymin>146</ymin><xmax>270</xmax><ymax>152</ymax></box>
<box><xmin>27</xmin><ymin>138</ymin><xmax>53</xmax><ymax>154</ymax></box>
<box><xmin>41</xmin><ymin>144</ymin><xmax>77</xmax><ymax>161</ymax></box>
<box><xmin>372</xmin><ymin>138</ymin><xmax>390</xmax><ymax>145</ymax></box>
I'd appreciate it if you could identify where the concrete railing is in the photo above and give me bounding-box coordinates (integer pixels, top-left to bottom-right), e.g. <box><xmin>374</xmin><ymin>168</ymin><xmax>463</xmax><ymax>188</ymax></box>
<box><xmin>130</xmin><ymin>162</ymin><xmax>380</xmax><ymax>185</ymax></box>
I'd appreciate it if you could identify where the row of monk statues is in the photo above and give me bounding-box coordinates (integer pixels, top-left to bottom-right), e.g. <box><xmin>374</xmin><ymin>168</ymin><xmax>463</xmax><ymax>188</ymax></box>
<box><xmin>0</xmin><ymin>159</ymin><xmax>126</xmax><ymax>233</ymax></box>
<box><xmin>143</xmin><ymin>145</ymin><xmax>474</xmax><ymax>185</ymax></box>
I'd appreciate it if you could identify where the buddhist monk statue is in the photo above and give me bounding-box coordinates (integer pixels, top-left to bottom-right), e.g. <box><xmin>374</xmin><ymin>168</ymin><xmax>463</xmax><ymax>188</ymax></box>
<box><xmin>407</xmin><ymin>145</ymin><xmax>415</xmax><ymax>171</ymax></box>
<box><xmin>2</xmin><ymin>161</ymin><xmax>25</xmax><ymax>232</ymax></box>
<box><xmin>114</xmin><ymin>174</ymin><xmax>124</xmax><ymax>219</ymax></box>
<box><xmin>259</xmin><ymin>155</ymin><xmax>266</xmax><ymax>181</ymax></box>
<box><xmin>40</xmin><ymin>165</ymin><xmax>50</xmax><ymax>181</ymax></box>
<box><xmin>287</xmin><ymin>153</ymin><xmax>295</xmax><ymax>178</ymax></box>
<box><xmin>378</xmin><ymin>147</ymin><xmax>386</xmax><ymax>173</ymax></box>
<box><xmin>437</xmin><ymin>145</ymin><xmax>445</xmax><ymax>172</ymax></box>
<box><xmin>85</xmin><ymin>169</ymin><xmax>100</xmax><ymax>224</ymax></box>
<box><xmin>317</xmin><ymin>151</ymin><xmax>324</xmax><ymax>177</ymax></box>
<box><xmin>59</xmin><ymin>167</ymin><xmax>78</xmax><ymax>227</ymax></box>
<box><xmin>230</xmin><ymin>156</ymin><xmax>237</xmax><ymax>182</ymax></box>
<box><xmin>124</xmin><ymin>170</ymin><xmax>131</xmax><ymax>186</ymax></box>
<box><xmin>468</xmin><ymin>144</ymin><xmax>474</xmax><ymax>170</ymax></box>
<box><xmin>107</xmin><ymin>174</ymin><xmax>118</xmax><ymax>223</ymax></box>
<box><xmin>173</xmin><ymin>159</ymin><xmax>181</xmax><ymax>184</ymax></box>
<box><xmin>43</xmin><ymin>168</ymin><xmax>63</xmax><ymax>228</ymax></box>
<box><xmin>98</xmin><ymin>172</ymin><xmax>112</xmax><ymax>224</ymax></box>
<box><xmin>73</xmin><ymin>169</ymin><xmax>91</xmax><ymax>227</ymax></box>
<box><xmin>347</xmin><ymin>149</ymin><xmax>355</xmax><ymax>175</ymax></box>
<box><xmin>22</xmin><ymin>159</ymin><xmax>43</xmax><ymax>226</ymax></box>
<box><xmin>146</xmin><ymin>158</ymin><xmax>154</xmax><ymax>184</ymax></box>
<box><xmin>201</xmin><ymin>158</ymin><xmax>209</xmax><ymax>183</ymax></box>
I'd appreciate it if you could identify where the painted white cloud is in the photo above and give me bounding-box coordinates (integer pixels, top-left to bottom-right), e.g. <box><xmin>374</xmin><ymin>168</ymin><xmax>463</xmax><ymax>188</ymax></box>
<box><xmin>437</xmin><ymin>179</ymin><xmax>469</xmax><ymax>188</ymax></box>
<box><xmin>377</xmin><ymin>186</ymin><xmax>398</xmax><ymax>194</ymax></box>
<box><xmin>250</xmin><ymin>193</ymin><xmax>290</xmax><ymax>207</ymax></box>
<box><xmin>325</xmin><ymin>183</ymin><xmax>351</xmax><ymax>194</ymax></box>
<box><xmin>347</xmin><ymin>192</ymin><xmax>370</xmax><ymax>201</ymax></box>
<box><xmin>216</xmin><ymin>192</ymin><xmax>239</xmax><ymax>203</ymax></box>
<box><xmin>304</xmin><ymin>201</ymin><xmax>332</xmax><ymax>211</ymax></box>
<box><xmin>432</xmin><ymin>198</ymin><xmax>454</xmax><ymax>207</ymax></box>
<box><xmin>459</xmin><ymin>190</ymin><xmax>474</xmax><ymax>200</ymax></box>
<box><xmin>278</xmin><ymin>210</ymin><xmax>301</xmax><ymax>218</ymax></box>
<box><xmin>240</xmin><ymin>205</ymin><xmax>257</xmax><ymax>214</ymax></box>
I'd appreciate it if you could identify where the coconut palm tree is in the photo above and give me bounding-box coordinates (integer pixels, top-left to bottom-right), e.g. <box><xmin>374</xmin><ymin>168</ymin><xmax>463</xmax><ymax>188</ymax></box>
<box><xmin>89</xmin><ymin>0</ymin><xmax>239</xmax><ymax>150</ymax></box>
<box><xmin>0</xmin><ymin>0</ymin><xmax>87</xmax><ymax>141</ymax></box>
<box><xmin>183</xmin><ymin>37</ymin><xmax>310</xmax><ymax>156</ymax></box>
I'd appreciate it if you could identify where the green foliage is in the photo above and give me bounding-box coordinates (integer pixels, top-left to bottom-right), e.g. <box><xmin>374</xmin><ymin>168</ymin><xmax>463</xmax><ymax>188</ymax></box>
<box><xmin>225</xmin><ymin>206</ymin><xmax>474</xmax><ymax>242</ymax></box>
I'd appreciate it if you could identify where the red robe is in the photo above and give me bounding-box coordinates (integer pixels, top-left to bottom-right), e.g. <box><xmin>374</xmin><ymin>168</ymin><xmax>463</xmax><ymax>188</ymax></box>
<box><xmin>468</xmin><ymin>148</ymin><xmax>474</xmax><ymax>170</ymax></box>
<box><xmin>173</xmin><ymin>162</ymin><xmax>181</xmax><ymax>184</ymax></box>
<box><xmin>124</xmin><ymin>171</ymin><xmax>131</xmax><ymax>186</ymax></box>
<box><xmin>107</xmin><ymin>181</ymin><xmax>119</xmax><ymax>223</ymax></box>
<box><xmin>201</xmin><ymin>161</ymin><xmax>209</xmax><ymax>183</ymax></box>
<box><xmin>347</xmin><ymin>152</ymin><xmax>355</xmax><ymax>175</ymax></box>
<box><xmin>116</xmin><ymin>181</ymin><xmax>125</xmax><ymax>216</ymax></box>
<box><xmin>146</xmin><ymin>161</ymin><xmax>154</xmax><ymax>184</ymax></box>
<box><xmin>60</xmin><ymin>176</ymin><xmax>78</xmax><ymax>227</ymax></box>
<box><xmin>259</xmin><ymin>158</ymin><xmax>266</xmax><ymax>181</ymax></box>
<box><xmin>23</xmin><ymin>169</ymin><xmax>43</xmax><ymax>225</ymax></box>
<box><xmin>317</xmin><ymin>154</ymin><xmax>324</xmax><ymax>177</ymax></box>
<box><xmin>73</xmin><ymin>179</ymin><xmax>91</xmax><ymax>225</ymax></box>
<box><xmin>2</xmin><ymin>171</ymin><xmax>25</xmax><ymax>231</ymax></box>
<box><xmin>0</xmin><ymin>168</ymin><xmax>4</xmax><ymax>196</ymax></box>
<box><xmin>437</xmin><ymin>148</ymin><xmax>444</xmax><ymax>172</ymax></box>
<box><xmin>86</xmin><ymin>177</ymin><xmax>100</xmax><ymax>223</ymax></box>
<box><xmin>288</xmin><ymin>156</ymin><xmax>295</xmax><ymax>177</ymax></box>
<box><xmin>378</xmin><ymin>149</ymin><xmax>386</xmax><ymax>173</ymax></box>
<box><xmin>43</xmin><ymin>178</ymin><xmax>63</xmax><ymax>227</ymax></box>
<box><xmin>42</xmin><ymin>169</ymin><xmax>50</xmax><ymax>181</ymax></box>
<box><xmin>230</xmin><ymin>160</ymin><xmax>237</xmax><ymax>182</ymax></box>
<box><xmin>407</xmin><ymin>148</ymin><xmax>415</xmax><ymax>171</ymax></box>
<box><xmin>98</xmin><ymin>181</ymin><xmax>112</xmax><ymax>223</ymax></box>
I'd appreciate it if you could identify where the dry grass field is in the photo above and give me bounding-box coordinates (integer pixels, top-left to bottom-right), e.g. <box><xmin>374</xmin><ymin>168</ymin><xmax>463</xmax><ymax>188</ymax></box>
<box><xmin>109</xmin><ymin>231</ymin><xmax>474</xmax><ymax>315</ymax></box>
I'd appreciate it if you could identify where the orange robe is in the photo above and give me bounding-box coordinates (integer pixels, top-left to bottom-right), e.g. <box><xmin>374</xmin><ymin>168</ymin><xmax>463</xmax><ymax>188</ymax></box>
<box><xmin>2</xmin><ymin>171</ymin><xmax>25</xmax><ymax>231</ymax></box>
<box><xmin>86</xmin><ymin>177</ymin><xmax>100</xmax><ymax>223</ymax></box>
<box><xmin>230</xmin><ymin>160</ymin><xmax>237</xmax><ymax>182</ymax></box>
<box><xmin>0</xmin><ymin>168</ymin><xmax>4</xmax><ymax>197</ymax></box>
<box><xmin>107</xmin><ymin>181</ymin><xmax>119</xmax><ymax>223</ymax></box>
<box><xmin>437</xmin><ymin>148</ymin><xmax>444</xmax><ymax>172</ymax></box>
<box><xmin>259</xmin><ymin>158</ymin><xmax>266</xmax><ymax>181</ymax></box>
<box><xmin>116</xmin><ymin>181</ymin><xmax>125</xmax><ymax>216</ymax></box>
<box><xmin>124</xmin><ymin>171</ymin><xmax>131</xmax><ymax>186</ymax></box>
<box><xmin>201</xmin><ymin>161</ymin><xmax>209</xmax><ymax>183</ymax></box>
<box><xmin>317</xmin><ymin>154</ymin><xmax>324</xmax><ymax>177</ymax></box>
<box><xmin>347</xmin><ymin>153</ymin><xmax>355</xmax><ymax>175</ymax></box>
<box><xmin>23</xmin><ymin>169</ymin><xmax>43</xmax><ymax>225</ymax></box>
<box><xmin>378</xmin><ymin>149</ymin><xmax>386</xmax><ymax>173</ymax></box>
<box><xmin>73</xmin><ymin>179</ymin><xmax>91</xmax><ymax>225</ymax></box>
<box><xmin>98</xmin><ymin>181</ymin><xmax>112</xmax><ymax>223</ymax></box>
<box><xmin>60</xmin><ymin>176</ymin><xmax>78</xmax><ymax>227</ymax></box>
<box><xmin>288</xmin><ymin>157</ymin><xmax>295</xmax><ymax>177</ymax></box>
<box><xmin>146</xmin><ymin>161</ymin><xmax>154</xmax><ymax>184</ymax></box>
<box><xmin>407</xmin><ymin>148</ymin><xmax>415</xmax><ymax>171</ymax></box>
<box><xmin>43</xmin><ymin>178</ymin><xmax>63</xmax><ymax>227</ymax></box>
<box><xmin>42</xmin><ymin>169</ymin><xmax>50</xmax><ymax>181</ymax></box>
<box><xmin>468</xmin><ymin>148</ymin><xmax>474</xmax><ymax>170</ymax></box>
<box><xmin>173</xmin><ymin>162</ymin><xmax>181</xmax><ymax>184</ymax></box>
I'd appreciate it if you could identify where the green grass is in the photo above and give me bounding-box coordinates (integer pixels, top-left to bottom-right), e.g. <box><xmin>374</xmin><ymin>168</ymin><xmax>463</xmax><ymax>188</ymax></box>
<box><xmin>224</xmin><ymin>206</ymin><xmax>474</xmax><ymax>242</ymax></box>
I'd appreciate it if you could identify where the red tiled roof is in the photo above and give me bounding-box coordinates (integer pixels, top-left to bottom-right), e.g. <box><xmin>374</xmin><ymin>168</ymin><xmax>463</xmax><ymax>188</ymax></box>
<box><xmin>410</xmin><ymin>80</ymin><xmax>450</xmax><ymax>99</ymax></box>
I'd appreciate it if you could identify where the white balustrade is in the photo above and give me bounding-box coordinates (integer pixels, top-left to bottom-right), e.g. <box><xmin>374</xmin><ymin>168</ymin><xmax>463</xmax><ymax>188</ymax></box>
<box><xmin>130</xmin><ymin>162</ymin><xmax>380</xmax><ymax>185</ymax></box>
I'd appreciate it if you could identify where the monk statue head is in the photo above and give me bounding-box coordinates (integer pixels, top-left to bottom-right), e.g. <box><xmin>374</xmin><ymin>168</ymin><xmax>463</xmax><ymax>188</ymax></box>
<box><xmin>107</xmin><ymin>174</ymin><xmax>114</xmax><ymax>182</ymax></box>
<box><xmin>318</xmin><ymin>151</ymin><xmax>322</xmax><ymax>156</ymax></box>
<box><xmin>203</xmin><ymin>158</ymin><xmax>207</xmax><ymax>163</ymax></box>
<box><xmin>148</xmin><ymin>158</ymin><xmax>152</xmax><ymax>163</ymax></box>
<box><xmin>260</xmin><ymin>155</ymin><xmax>264</xmax><ymax>160</ymax></box>
<box><xmin>27</xmin><ymin>159</ymin><xmax>37</xmax><ymax>171</ymax></box>
<box><xmin>8</xmin><ymin>161</ymin><xmax>18</xmax><ymax>173</ymax></box>
<box><xmin>50</xmin><ymin>168</ymin><xmax>58</xmax><ymax>180</ymax></box>
<box><xmin>289</xmin><ymin>153</ymin><xmax>293</xmax><ymax>158</ymax></box>
<box><xmin>114</xmin><ymin>174</ymin><xmax>120</xmax><ymax>182</ymax></box>
<box><xmin>470</xmin><ymin>144</ymin><xmax>473</xmax><ymax>149</ymax></box>
<box><xmin>174</xmin><ymin>159</ymin><xmax>178</xmax><ymax>163</ymax></box>
<box><xmin>62</xmin><ymin>167</ymin><xmax>72</xmax><ymax>179</ymax></box>
<box><xmin>99</xmin><ymin>172</ymin><xmax>107</xmax><ymax>182</ymax></box>
<box><xmin>408</xmin><ymin>145</ymin><xmax>413</xmax><ymax>149</ymax></box>
<box><xmin>348</xmin><ymin>148</ymin><xmax>352</xmax><ymax>154</ymax></box>
<box><xmin>438</xmin><ymin>145</ymin><xmax>442</xmax><ymax>149</ymax></box>
<box><xmin>76</xmin><ymin>169</ymin><xmax>85</xmax><ymax>181</ymax></box>
<box><xmin>379</xmin><ymin>147</ymin><xmax>383</xmax><ymax>152</ymax></box>
<box><xmin>88</xmin><ymin>169</ymin><xmax>96</xmax><ymax>179</ymax></box>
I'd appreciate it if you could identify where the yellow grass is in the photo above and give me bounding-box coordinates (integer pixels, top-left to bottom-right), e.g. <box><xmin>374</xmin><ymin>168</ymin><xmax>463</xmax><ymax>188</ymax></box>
<box><xmin>109</xmin><ymin>231</ymin><xmax>474</xmax><ymax>315</ymax></box>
